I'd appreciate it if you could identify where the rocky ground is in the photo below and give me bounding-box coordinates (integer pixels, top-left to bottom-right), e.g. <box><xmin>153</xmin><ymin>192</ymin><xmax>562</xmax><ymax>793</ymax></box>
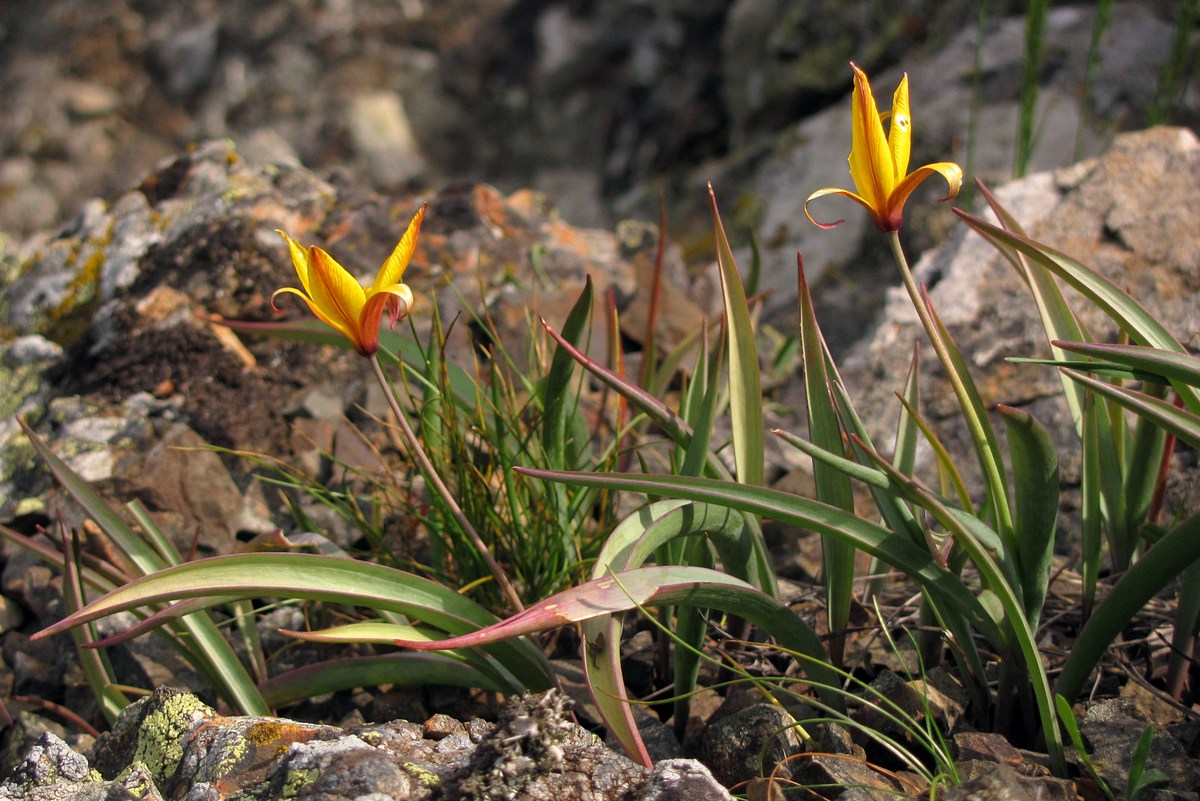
<box><xmin>2</xmin><ymin>1</ymin><xmax>1200</xmax><ymax>799</ymax></box>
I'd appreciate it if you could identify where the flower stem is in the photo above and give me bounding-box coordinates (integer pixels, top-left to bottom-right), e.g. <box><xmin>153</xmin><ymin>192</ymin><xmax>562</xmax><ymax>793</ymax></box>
<box><xmin>370</xmin><ymin>353</ymin><xmax>525</xmax><ymax>613</ymax></box>
<box><xmin>886</xmin><ymin>232</ymin><xmax>1013</xmax><ymax>539</ymax></box>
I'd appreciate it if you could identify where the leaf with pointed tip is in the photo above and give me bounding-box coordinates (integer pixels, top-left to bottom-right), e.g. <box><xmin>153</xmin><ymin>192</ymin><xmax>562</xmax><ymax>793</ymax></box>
<box><xmin>709</xmin><ymin>185</ymin><xmax>764</xmax><ymax>489</ymax></box>
<box><xmin>1061</xmin><ymin>369</ymin><xmax>1200</xmax><ymax>451</ymax></box>
<box><xmin>19</xmin><ymin>419</ymin><xmax>268</xmax><ymax>716</ymax></box>
<box><xmin>393</xmin><ymin>565</ymin><xmax>841</xmax><ymax>715</ymax></box>
<box><xmin>35</xmin><ymin>552</ymin><xmax>553</xmax><ymax>691</ymax></box>
<box><xmin>954</xmin><ymin>210</ymin><xmax>1200</xmax><ymax>413</ymax></box>
<box><xmin>797</xmin><ymin>254</ymin><xmax>855</xmax><ymax>663</ymax></box>
<box><xmin>1054</xmin><ymin>342</ymin><xmax>1200</xmax><ymax>402</ymax></box>
<box><xmin>514</xmin><ymin>467</ymin><xmax>997</xmax><ymax>635</ymax></box>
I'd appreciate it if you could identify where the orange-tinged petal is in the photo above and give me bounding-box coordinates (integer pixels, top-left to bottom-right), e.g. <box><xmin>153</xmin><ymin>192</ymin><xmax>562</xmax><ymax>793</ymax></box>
<box><xmin>371</xmin><ymin>204</ymin><xmax>427</xmax><ymax>294</ymax></box>
<box><xmin>888</xmin><ymin>75</ymin><xmax>911</xmax><ymax>183</ymax></box>
<box><xmin>804</xmin><ymin>186</ymin><xmax>883</xmax><ymax>230</ymax></box>
<box><xmin>359</xmin><ymin>285</ymin><xmax>415</xmax><ymax>356</ymax></box>
<box><xmin>885</xmin><ymin>161</ymin><xmax>964</xmax><ymax>230</ymax></box>
<box><xmin>848</xmin><ymin>62</ymin><xmax>892</xmax><ymax>212</ymax></box>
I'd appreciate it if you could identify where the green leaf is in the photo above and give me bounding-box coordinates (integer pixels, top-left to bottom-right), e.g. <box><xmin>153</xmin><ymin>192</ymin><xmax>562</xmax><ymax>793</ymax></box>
<box><xmin>542</xmin><ymin>277</ymin><xmax>594</xmax><ymax>469</ymax></box>
<box><xmin>954</xmin><ymin>211</ymin><xmax>1200</xmax><ymax>413</ymax></box>
<box><xmin>584</xmin><ymin>499</ymin><xmax>746</xmax><ymax>766</ymax></box>
<box><xmin>20</xmin><ymin>419</ymin><xmax>269</xmax><ymax>717</ymax></box>
<box><xmin>517</xmin><ymin>468</ymin><xmax>999</xmax><ymax>640</ymax></box>
<box><xmin>1060</xmin><ymin>369</ymin><xmax>1199</xmax><ymax>452</ymax></box>
<box><xmin>998</xmin><ymin>405</ymin><xmax>1058</xmax><ymax>626</ymax></box>
<box><xmin>709</xmin><ymin>185</ymin><xmax>764</xmax><ymax>488</ymax></box>
<box><xmin>393</xmin><ymin>565</ymin><xmax>841</xmax><ymax>716</ymax></box>
<box><xmin>35</xmin><ymin>552</ymin><xmax>553</xmax><ymax>692</ymax></box>
<box><xmin>1055</xmin><ymin>341</ymin><xmax>1200</xmax><ymax>409</ymax></box>
<box><xmin>798</xmin><ymin>254</ymin><xmax>856</xmax><ymax>663</ymax></box>
<box><xmin>974</xmin><ymin>182</ymin><xmax>1094</xmax><ymax>433</ymax></box>
<box><xmin>259</xmin><ymin>653</ymin><xmax>504</xmax><ymax>708</ymax></box>
<box><xmin>1058</xmin><ymin>510</ymin><xmax>1200</xmax><ymax>701</ymax></box>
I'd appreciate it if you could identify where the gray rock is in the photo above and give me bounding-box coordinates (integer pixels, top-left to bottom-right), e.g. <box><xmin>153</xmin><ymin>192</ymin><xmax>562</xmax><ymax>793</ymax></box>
<box><xmin>937</xmin><ymin>763</ymin><xmax>1076</xmax><ymax>801</ymax></box>
<box><xmin>3</xmin><ymin>688</ymin><xmax>733</xmax><ymax>801</ymax></box>
<box><xmin>701</xmin><ymin>703</ymin><xmax>804</xmax><ymax>786</ymax></box>
<box><xmin>0</xmin><ymin>730</ymin><xmax>94</xmax><ymax>791</ymax></box>
<box><xmin>1081</xmin><ymin>698</ymin><xmax>1200</xmax><ymax>800</ymax></box>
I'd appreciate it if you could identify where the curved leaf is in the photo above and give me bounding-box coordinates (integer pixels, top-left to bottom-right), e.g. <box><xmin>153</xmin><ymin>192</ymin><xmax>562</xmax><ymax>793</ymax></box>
<box><xmin>35</xmin><ymin>552</ymin><xmax>553</xmax><ymax>691</ymax></box>
<box><xmin>393</xmin><ymin>565</ymin><xmax>841</xmax><ymax>715</ymax></box>
<box><xmin>1058</xmin><ymin>511</ymin><xmax>1200</xmax><ymax>701</ymax></box>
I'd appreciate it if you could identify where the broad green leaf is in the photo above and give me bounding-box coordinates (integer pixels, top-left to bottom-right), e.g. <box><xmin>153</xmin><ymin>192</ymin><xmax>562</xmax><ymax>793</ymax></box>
<box><xmin>258</xmin><ymin>653</ymin><xmax>504</xmax><ymax>708</ymax></box>
<box><xmin>516</xmin><ymin>468</ymin><xmax>1001</xmax><ymax>642</ymax></box>
<box><xmin>35</xmin><ymin>552</ymin><xmax>553</xmax><ymax>691</ymax></box>
<box><xmin>20</xmin><ymin>419</ymin><xmax>269</xmax><ymax>717</ymax></box>
<box><xmin>393</xmin><ymin>565</ymin><xmax>841</xmax><ymax>716</ymax></box>
<box><xmin>584</xmin><ymin>499</ymin><xmax>745</xmax><ymax>766</ymax></box>
<box><xmin>998</xmin><ymin>405</ymin><xmax>1058</xmax><ymax>626</ymax></box>
<box><xmin>1057</xmin><ymin>511</ymin><xmax>1200</xmax><ymax>701</ymax></box>
<box><xmin>542</xmin><ymin>277</ymin><xmax>593</xmax><ymax>470</ymax></box>
<box><xmin>798</xmin><ymin>254</ymin><xmax>855</xmax><ymax>664</ymax></box>
<box><xmin>709</xmin><ymin>184</ymin><xmax>764</xmax><ymax>488</ymax></box>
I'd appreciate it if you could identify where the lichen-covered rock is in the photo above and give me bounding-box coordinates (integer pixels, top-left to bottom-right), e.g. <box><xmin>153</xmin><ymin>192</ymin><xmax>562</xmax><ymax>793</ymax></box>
<box><xmin>1</xmin><ymin>689</ymin><xmax>733</xmax><ymax>801</ymax></box>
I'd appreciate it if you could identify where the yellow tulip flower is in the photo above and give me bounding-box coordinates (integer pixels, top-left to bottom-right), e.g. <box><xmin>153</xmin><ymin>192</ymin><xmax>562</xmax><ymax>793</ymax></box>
<box><xmin>805</xmin><ymin>63</ymin><xmax>962</xmax><ymax>233</ymax></box>
<box><xmin>273</xmin><ymin>204</ymin><xmax>426</xmax><ymax>357</ymax></box>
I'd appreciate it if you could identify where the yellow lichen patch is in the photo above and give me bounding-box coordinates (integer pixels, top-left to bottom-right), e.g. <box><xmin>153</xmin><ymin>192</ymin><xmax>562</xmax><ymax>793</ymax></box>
<box><xmin>402</xmin><ymin>761</ymin><xmax>441</xmax><ymax>787</ymax></box>
<box><xmin>133</xmin><ymin>692</ymin><xmax>213</xmax><ymax>784</ymax></box>
<box><xmin>244</xmin><ymin>719</ymin><xmax>324</xmax><ymax>758</ymax></box>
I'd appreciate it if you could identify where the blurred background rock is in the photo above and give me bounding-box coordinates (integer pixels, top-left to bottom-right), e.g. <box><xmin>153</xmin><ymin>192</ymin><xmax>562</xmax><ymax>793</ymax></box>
<box><xmin>0</xmin><ymin>0</ymin><xmax>1195</xmax><ymax>329</ymax></box>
